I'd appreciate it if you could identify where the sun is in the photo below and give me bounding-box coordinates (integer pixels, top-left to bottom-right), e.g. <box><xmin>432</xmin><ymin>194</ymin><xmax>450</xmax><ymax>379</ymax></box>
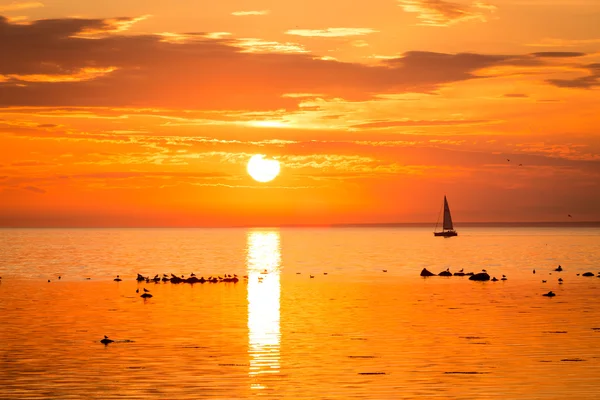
<box><xmin>247</xmin><ymin>155</ymin><xmax>281</xmax><ymax>183</ymax></box>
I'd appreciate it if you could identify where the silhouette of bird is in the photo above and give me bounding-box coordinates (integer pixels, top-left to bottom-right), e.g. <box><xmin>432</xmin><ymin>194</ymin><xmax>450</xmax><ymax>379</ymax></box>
<box><xmin>310</xmin><ymin>275</ymin><xmax>315</xmax><ymax>279</ymax></box>
<box><xmin>143</xmin><ymin>288</ymin><xmax>150</xmax><ymax>292</ymax></box>
<box><xmin>568</xmin><ymin>214</ymin><xmax>572</xmax><ymax>218</ymax></box>
<box><xmin>100</xmin><ymin>335</ymin><xmax>114</xmax><ymax>345</ymax></box>
<box><xmin>382</xmin><ymin>270</ymin><xmax>387</xmax><ymax>272</ymax></box>
<box><xmin>506</xmin><ymin>158</ymin><xmax>510</xmax><ymax>162</ymax></box>
<box><xmin>114</xmin><ymin>275</ymin><xmax>122</xmax><ymax>282</ymax></box>
<box><xmin>136</xmin><ymin>288</ymin><xmax>139</xmax><ymax>293</ymax></box>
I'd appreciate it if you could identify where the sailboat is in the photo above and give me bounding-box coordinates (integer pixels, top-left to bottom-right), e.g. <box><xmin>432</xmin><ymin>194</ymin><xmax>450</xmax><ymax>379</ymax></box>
<box><xmin>434</xmin><ymin>196</ymin><xmax>458</xmax><ymax>237</ymax></box>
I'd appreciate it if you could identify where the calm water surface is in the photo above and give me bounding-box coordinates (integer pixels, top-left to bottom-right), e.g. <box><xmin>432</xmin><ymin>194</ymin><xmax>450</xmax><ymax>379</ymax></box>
<box><xmin>1</xmin><ymin>227</ymin><xmax>600</xmax><ymax>399</ymax></box>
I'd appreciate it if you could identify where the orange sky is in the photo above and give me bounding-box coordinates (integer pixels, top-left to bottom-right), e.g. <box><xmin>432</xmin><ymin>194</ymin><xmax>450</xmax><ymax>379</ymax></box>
<box><xmin>1</xmin><ymin>0</ymin><xmax>599</xmax><ymax>227</ymax></box>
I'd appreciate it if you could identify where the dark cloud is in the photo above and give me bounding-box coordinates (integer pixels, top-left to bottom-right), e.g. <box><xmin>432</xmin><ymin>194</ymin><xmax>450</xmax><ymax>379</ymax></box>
<box><xmin>0</xmin><ymin>16</ymin><xmax>567</xmax><ymax>110</ymax></box>
<box><xmin>530</xmin><ymin>52</ymin><xmax>586</xmax><ymax>58</ymax></box>
<box><xmin>547</xmin><ymin>63</ymin><xmax>600</xmax><ymax>89</ymax></box>
<box><xmin>23</xmin><ymin>186</ymin><xmax>46</xmax><ymax>194</ymax></box>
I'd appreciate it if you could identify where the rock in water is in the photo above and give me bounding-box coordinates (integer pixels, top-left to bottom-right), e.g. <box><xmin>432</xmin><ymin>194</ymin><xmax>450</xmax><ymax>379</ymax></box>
<box><xmin>420</xmin><ymin>268</ymin><xmax>436</xmax><ymax>277</ymax></box>
<box><xmin>469</xmin><ymin>272</ymin><xmax>490</xmax><ymax>281</ymax></box>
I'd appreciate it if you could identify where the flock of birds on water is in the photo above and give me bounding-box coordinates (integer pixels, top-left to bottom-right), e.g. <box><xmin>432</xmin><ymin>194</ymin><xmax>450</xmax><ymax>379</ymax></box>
<box><xmin>3</xmin><ymin>264</ymin><xmax>593</xmax><ymax>345</ymax></box>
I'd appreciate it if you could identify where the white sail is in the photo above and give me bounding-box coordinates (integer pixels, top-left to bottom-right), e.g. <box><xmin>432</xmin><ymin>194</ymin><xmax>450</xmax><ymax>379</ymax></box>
<box><xmin>442</xmin><ymin>196</ymin><xmax>454</xmax><ymax>230</ymax></box>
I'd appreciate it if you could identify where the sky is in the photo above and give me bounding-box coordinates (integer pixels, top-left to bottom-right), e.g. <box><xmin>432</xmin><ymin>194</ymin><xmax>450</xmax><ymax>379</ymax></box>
<box><xmin>1</xmin><ymin>0</ymin><xmax>599</xmax><ymax>227</ymax></box>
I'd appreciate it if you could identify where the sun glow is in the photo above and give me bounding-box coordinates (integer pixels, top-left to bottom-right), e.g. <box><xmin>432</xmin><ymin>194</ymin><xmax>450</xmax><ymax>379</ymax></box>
<box><xmin>247</xmin><ymin>155</ymin><xmax>281</xmax><ymax>183</ymax></box>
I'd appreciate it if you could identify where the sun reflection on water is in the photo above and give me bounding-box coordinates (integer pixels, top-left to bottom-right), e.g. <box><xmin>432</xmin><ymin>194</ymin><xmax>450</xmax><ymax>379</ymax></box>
<box><xmin>246</xmin><ymin>230</ymin><xmax>281</xmax><ymax>389</ymax></box>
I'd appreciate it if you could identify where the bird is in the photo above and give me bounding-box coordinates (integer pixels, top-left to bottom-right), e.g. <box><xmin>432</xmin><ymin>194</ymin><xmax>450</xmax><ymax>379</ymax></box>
<box><xmin>58</xmin><ymin>276</ymin><xmax>61</xmax><ymax>280</ymax></box>
<box><xmin>100</xmin><ymin>335</ymin><xmax>114</xmax><ymax>345</ymax></box>
<box><xmin>506</xmin><ymin>158</ymin><xmax>510</xmax><ymax>162</ymax></box>
<box><xmin>568</xmin><ymin>214</ymin><xmax>572</xmax><ymax>218</ymax></box>
<box><xmin>114</xmin><ymin>275</ymin><xmax>122</xmax><ymax>282</ymax></box>
<box><xmin>542</xmin><ymin>280</ymin><xmax>547</xmax><ymax>283</ymax></box>
<box><xmin>310</xmin><ymin>275</ymin><xmax>315</xmax><ymax>279</ymax></box>
<box><xmin>143</xmin><ymin>288</ymin><xmax>150</xmax><ymax>292</ymax></box>
<box><xmin>382</xmin><ymin>270</ymin><xmax>387</xmax><ymax>273</ymax></box>
<box><xmin>501</xmin><ymin>275</ymin><xmax>507</xmax><ymax>281</ymax></box>
<box><xmin>533</xmin><ymin>269</ymin><xmax>536</xmax><ymax>274</ymax></box>
<box><xmin>135</xmin><ymin>288</ymin><xmax>139</xmax><ymax>293</ymax></box>
<box><xmin>323</xmin><ymin>272</ymin><xmax>328</xmax><ymax>275</ymax></box>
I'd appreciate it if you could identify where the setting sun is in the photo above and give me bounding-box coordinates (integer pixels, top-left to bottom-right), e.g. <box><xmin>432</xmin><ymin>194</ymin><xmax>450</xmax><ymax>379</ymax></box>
<box><xmin>247</xmin><ymin>155</ymin><xmax>281</xmax><ymax>183</ymax></box>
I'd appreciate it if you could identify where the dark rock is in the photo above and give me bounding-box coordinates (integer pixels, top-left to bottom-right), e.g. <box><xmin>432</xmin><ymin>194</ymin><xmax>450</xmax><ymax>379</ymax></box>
<box><xmin>542</xmin><ymin>291</ymin><xmax>556</xmax><ymax>297</ymax></box>
<box><xmin>438</xmin><ymin>270</ymin><xmax>452</xmax><ymax>277</ymax></box>
<box><xmin>469</xmin><ymin>272</ymin><xmax>490</xmax><ymax>281</ymax></box>
<box><xmin>582</xmin><ymin>272</ymin><xmax>594</xmax><ymax>277</ymax></box>
<box><xmin>420</xmin><ymin>268</ymin><xmax>436</xmax><ymax>277</ymax></box>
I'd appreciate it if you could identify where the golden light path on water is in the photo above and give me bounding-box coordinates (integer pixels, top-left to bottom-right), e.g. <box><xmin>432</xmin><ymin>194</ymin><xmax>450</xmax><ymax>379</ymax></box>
<box><xmin>246</xmin><ymin>230</ymin><xmax>281</xmax><ymax>390</ymax></box>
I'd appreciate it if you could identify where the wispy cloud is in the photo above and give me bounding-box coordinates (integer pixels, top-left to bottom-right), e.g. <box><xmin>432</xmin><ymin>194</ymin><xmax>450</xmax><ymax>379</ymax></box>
<box><xmin>526</xmin><ymin>38</ymin><xmax>600</xmax><ymax>47</ymax></box>
<box><xmin>231</xmin><ymin>10</ymin><xmax>270</xmax><ymax>16</ymax></box>
<box><xmin>4</xmin><ymin>67</ymin><xmax>118</xmax><ymax>83</ymax></box>
<box><xmin>352</xmin><ymin>118</ymin><xmax>497</xmax><ymax>129</ymax></box>
<box><xmin>398</xmin><ymin>0</ymin><xmax>497</xmax><ymax>26</ymax></box>
<box><xmin>23</xmin><ymin>185</ymin><xmax>46</xmax><ymax>194</ymax></box>
<box><xmin>0</xmin><ymin>1</ymin><xmax>43</xmax><ymax>12</ymax></box>
<box><xmin>285</xmin><ymin>28</ymin><xmax>378</xmax><ymax>37</ymax></box>
<box><xmin>547</xmin><ymin>63</ymin><xmax>600</xmax><ymax>89</ymax></box>
<box><xmin>235</xmin><ymin>38</ymin><xmax>307</xmax><ymax>53</ymax></box>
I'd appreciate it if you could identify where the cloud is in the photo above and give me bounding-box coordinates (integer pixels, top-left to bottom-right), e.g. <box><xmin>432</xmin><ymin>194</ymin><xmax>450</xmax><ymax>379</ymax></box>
<box><xmin>231</xmin><ymin>10</ymin><xmax>270</xmax><ymax>16</ymax></box>
<box><xmin>11</xmin><ymin>160</ymin><xmax>56</xmax><ymax>167</ymax></box>
<box><xmin>398</xmin><ymin>0</ymin><xmax>497</xmax><ymax>26</ymax></box>
<box><xmin>547</xmin><ymin>63</ymin><xmax>600</xmax><ymax>89</ymax></box>
<box><xmin>235</xmin><ymin>38</ymin><xmax>307</xmax><ymax>53</ymax></box>
<box><xmin>526</xmin><ymin>38</ymin><xmax>600</xmax><ymax>47</ymax></box>
<box><xmin>0</xmin><ymin>2</ymin><xmax>43</xmax><ymax>12</ymax></box>
<box><xmin>23</xmin><ymin>185</ymin><xmax>46</xmax><ymax>194</ymax></box>
<box><xmin>285</xmin><ymin>28</ymin><xmax>378</xmax><ymax>37</ymax></box>
<box><xmin>351</xmin><ymin>118</ymin><xmax>496</xmax><ymax>129</ymax></box>
<box><xmin>502</xmin><ymin>93</ymin><xmax>528</xmax><ymax>98</ymax></box>
<box><xmin>0</xmin><ymin>16</ymin><xmax>571</xmax><ymax>110</ymax></box>
<box><xmin>530</xmin><ymin>52</ymin><xmax>586</xmax><ymax>58</ymax></box>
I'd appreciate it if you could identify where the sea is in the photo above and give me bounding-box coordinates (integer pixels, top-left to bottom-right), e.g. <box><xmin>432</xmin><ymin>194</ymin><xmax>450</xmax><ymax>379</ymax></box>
<box><xmin>1</xmin><ymin>226</ymin><xmax>600</xmax><ymax>399</ymax></box>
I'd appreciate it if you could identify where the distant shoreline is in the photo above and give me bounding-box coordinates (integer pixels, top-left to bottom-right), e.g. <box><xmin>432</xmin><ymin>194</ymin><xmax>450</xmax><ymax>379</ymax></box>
<box><xmin>1</xmin><ymin>221</ymin><xmax>600</xmax><ymax>229</ymax></box>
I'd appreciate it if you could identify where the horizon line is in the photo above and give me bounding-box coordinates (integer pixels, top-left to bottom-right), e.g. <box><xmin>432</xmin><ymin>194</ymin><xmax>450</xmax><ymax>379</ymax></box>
<box><xmin>1</xmin><ymin>221</ymin><xmax>599</xmax><ymax>229</ymax></box>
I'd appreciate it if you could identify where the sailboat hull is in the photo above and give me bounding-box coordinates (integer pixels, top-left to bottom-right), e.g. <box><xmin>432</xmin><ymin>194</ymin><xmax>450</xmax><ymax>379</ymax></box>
<box><xmin>434</xmin><ymin>231</ymin><xmax>458</xmax><ymax>237</ymax></box>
